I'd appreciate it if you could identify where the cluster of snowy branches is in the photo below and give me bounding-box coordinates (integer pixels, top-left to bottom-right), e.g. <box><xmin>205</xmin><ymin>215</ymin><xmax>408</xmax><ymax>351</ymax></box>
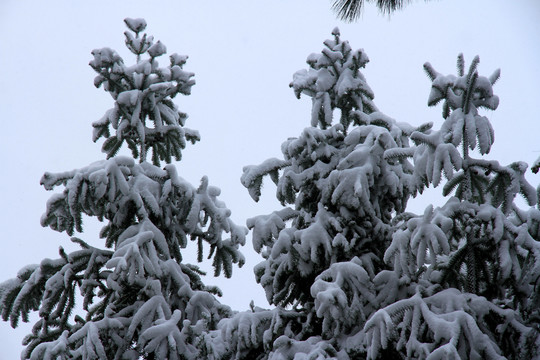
<box><xmin>230</xmin><ymin>29</ymin><xmax>540</xmax><ymax>359</ymax></box>
<box><xmin>91</xmin><ymin>18</ymin><xmax>199</xmax><ymax>165</ymax></box>
<box><xmin>1</xmin><ymin>19</ymin><xmax>540</xmax><ymax>359</ymax></box>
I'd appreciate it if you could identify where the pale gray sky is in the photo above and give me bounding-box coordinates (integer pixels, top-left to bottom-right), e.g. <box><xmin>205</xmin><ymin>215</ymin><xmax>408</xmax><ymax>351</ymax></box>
<box><xmin>1</xmin><ymin>0</ymin><xmax>539</xmax><ymax>356</ymax></box>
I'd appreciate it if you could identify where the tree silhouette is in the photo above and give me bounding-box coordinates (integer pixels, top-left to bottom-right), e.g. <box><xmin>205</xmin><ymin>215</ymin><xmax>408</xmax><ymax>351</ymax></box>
<box><xmin>332</xmin><ymin>0</ymin><xmax>433</xmax><ymax>22</ymax></box>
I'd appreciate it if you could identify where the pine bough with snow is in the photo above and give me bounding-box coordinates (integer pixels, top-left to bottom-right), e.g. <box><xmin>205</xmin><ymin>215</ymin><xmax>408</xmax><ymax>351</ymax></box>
<box><xmin>0</xmin><ymin>19</ymin><xmax>246</xmax><ymax>359</ymax></box>
<box><xmin>2</xmin><ymin>23</ymin><xmax>540</xmax><ymax>360</ymax></box>
<box><xmin>231</xmin><ymin>29</ymin><xmax>540</xmax><ymax>359</ymax></box>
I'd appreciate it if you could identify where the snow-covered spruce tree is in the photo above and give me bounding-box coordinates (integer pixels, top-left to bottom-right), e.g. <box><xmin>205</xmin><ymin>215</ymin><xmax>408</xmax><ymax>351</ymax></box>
<box><xmin>0</xmin><ymin>18</ymin><xmax>246</xmax><ymax>359</ymax></box>
<box><xmin>363</xmin><ymin>54</ymin><xmax>540</xmax><ymax>359</ymax></box>
<box><xmin>218</xmin><ymin>28</ymin><xmax>429</xmax><ymax>359</ymax></box>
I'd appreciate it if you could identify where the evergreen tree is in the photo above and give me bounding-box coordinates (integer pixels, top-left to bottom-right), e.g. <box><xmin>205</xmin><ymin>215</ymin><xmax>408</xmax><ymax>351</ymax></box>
<box><xmin>0</xmin><ymin>18</ymin><xmax>246</xmax><ymax>359</ymax></box>
<box><xmin>219</xmin><ymin>27</ymin><xmax>423</xmax><ymax>359</ymax></box>
<box><xmin>365</xmin><ymin>53</ymin><xmax>540</xmax><ymax>359</ymax></box>
<box><xmin>224</xmin><ymin>29</ymin><xmax>540</xmax><ymax>359</ymax></box>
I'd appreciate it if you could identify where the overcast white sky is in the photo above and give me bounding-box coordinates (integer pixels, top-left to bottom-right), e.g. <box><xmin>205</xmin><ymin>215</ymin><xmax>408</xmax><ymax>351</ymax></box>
<box><xmin>1</xmin><ymin>0</ymin><xmax>539</xmax><ymax>356</ymax></box>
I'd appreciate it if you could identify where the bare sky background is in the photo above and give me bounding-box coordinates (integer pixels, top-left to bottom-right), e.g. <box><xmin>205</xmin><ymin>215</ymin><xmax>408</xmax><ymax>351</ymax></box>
<box><xmin>1</xmin><ymin>0</ymin><xmax>539</xmax><ymax>356</ymax></box>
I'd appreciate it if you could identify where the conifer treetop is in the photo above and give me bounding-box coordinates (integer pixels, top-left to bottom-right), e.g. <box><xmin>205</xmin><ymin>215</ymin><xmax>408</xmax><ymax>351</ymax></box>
<box><xmin>290</xmin><ymin>27</ymin><xmax>377</xmax><ymax>130</ymax></box>
<box><xmin>91</xmin><ymin>18</ymin><xmax>199</xmax><ymax>165</ymax></box>
<box><xmin>423</xmin><ymin>53</ymin><xmax>500</xmax><ymax>119</ymax></box>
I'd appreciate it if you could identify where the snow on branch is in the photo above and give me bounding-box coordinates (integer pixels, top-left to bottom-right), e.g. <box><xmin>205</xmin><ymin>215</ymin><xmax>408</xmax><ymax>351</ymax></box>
<box><xmin>364</xmin><ymin>289</ymin><xmax>528</xmax><ymax>359</ymax></box>
<box><xmin>41</xmin><ymin>158</ymin><xmax>246</xmax><ymax>277</ymax></box>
